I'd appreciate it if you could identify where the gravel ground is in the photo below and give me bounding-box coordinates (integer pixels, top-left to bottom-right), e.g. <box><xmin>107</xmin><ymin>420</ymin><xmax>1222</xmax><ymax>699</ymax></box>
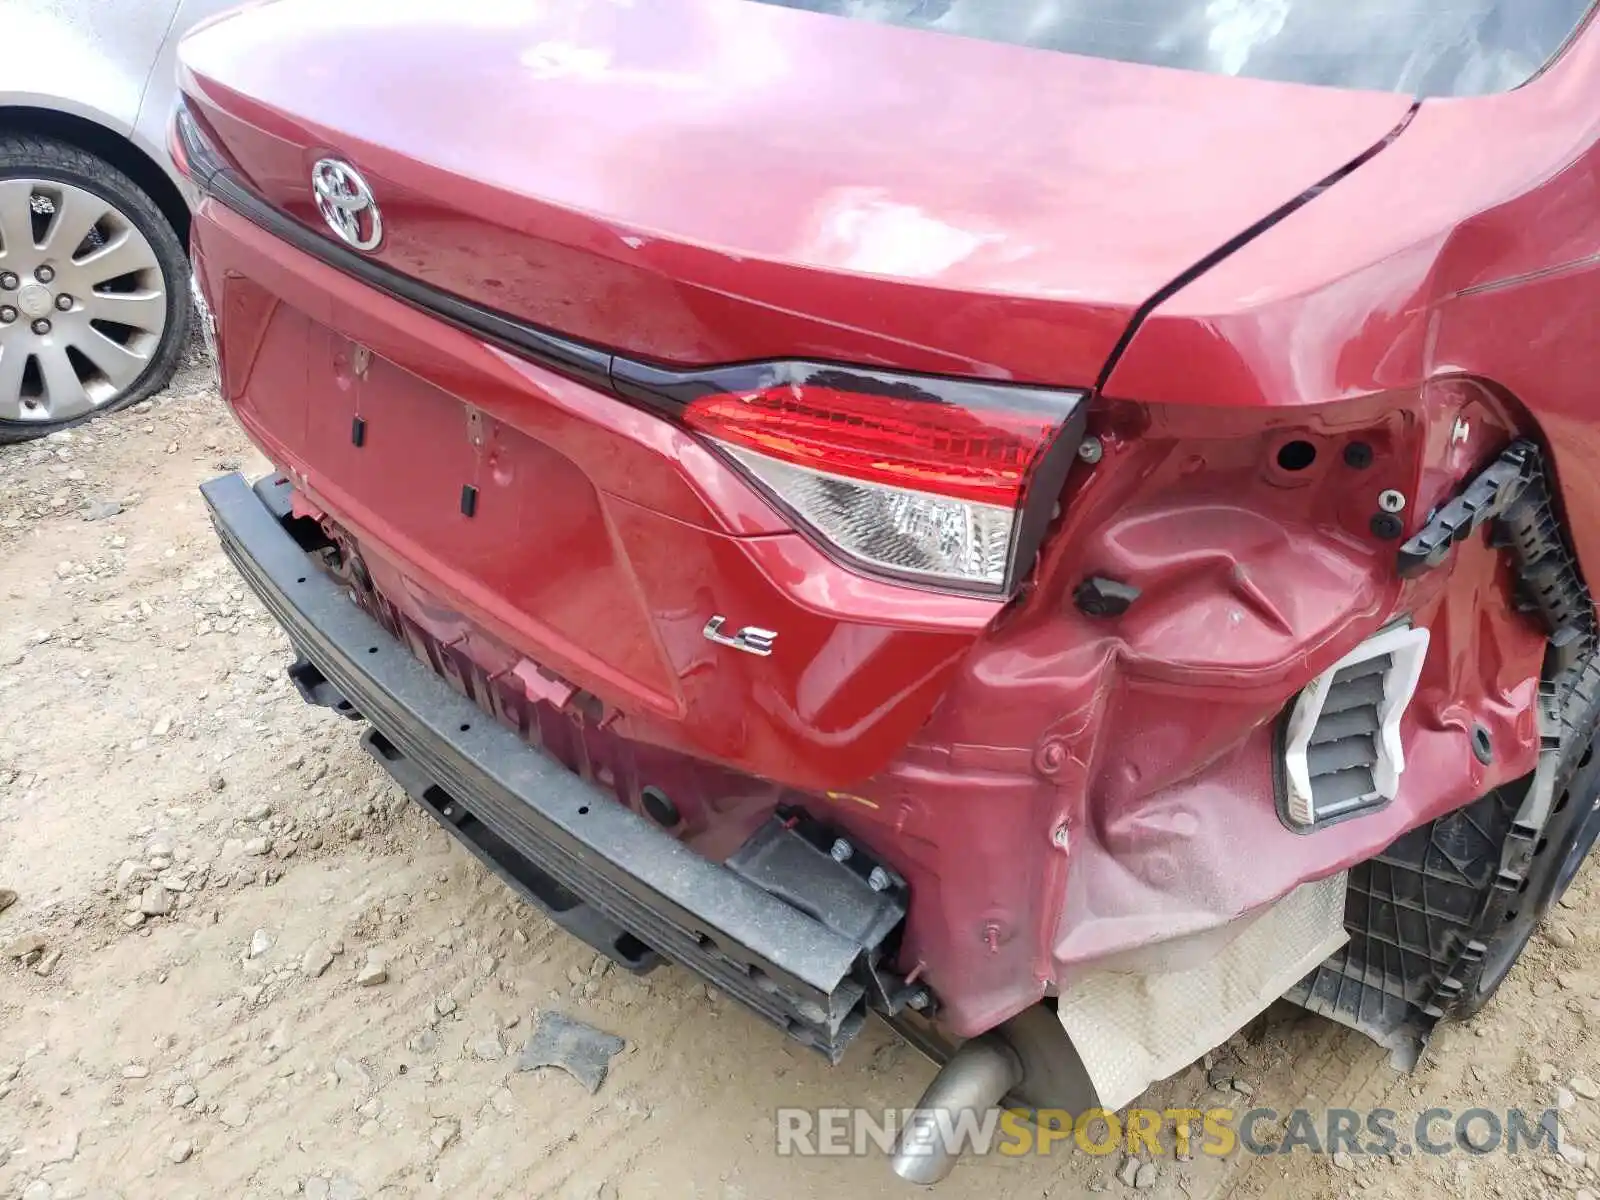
<box><xmin>3</xmin><ymin>367</ymin><xmax>1600</xmax><ymax>1200</ymax></box>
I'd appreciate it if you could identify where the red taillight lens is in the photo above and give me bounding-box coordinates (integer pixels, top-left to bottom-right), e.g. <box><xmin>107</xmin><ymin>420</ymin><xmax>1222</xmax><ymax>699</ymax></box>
<box><xmin>655</xmin><ymin>364</ymin><xmax>1085</xmax><ymax>593</ymax></box>
<box><xmin>684</xmin><ymin>385</ymin><xmax>1059</xmax><ymax>507</ymax></box>
<box><xmin>171</xmin><ymin>103</ymin><xmax>226</xmax><ymax>191</ymax></box>
<box><xmin>167</xmin><ymin>117</ymin><xmax>192</xmax><ymax>182</ymax></box>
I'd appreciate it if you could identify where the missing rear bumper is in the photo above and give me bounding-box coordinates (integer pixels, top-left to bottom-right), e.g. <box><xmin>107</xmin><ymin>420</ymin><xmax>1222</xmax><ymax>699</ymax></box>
<box><xmin>200</xmin><ymin>471</ymin><xmax>911</xmax><ymax>1062</ymax></box>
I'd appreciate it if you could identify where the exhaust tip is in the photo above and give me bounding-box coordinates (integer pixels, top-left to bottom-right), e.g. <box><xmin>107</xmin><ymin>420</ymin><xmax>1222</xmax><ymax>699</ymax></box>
<box><xmin>888</xmin><ymin>1034</ymin><xmax>1023</xmax><ymax>1185</ymax></box>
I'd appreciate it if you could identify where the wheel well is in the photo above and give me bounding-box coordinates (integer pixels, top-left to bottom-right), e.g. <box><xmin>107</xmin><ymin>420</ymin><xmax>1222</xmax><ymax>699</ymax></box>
<box><xmin>0</xmin><ymin>105</ymin><xmax>190</xmax><ymax>249</ymax></box>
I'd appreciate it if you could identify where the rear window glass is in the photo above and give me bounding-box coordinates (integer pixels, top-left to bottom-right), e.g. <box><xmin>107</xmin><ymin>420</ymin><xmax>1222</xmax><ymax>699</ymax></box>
<box><xmin>752</xmin><ymin>0</ymin><xmax>1594</xmax><ymax>96</ymax></box>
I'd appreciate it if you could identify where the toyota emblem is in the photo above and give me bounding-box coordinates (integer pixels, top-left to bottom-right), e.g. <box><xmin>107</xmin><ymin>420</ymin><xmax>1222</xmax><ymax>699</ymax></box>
<box><xmin>311</xmin><ymin>158</ymin><xmax>383</xmax><ymax>251</ymax></box>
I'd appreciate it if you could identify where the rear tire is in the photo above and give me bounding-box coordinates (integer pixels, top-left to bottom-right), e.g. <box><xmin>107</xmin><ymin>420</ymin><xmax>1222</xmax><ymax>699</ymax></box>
<box><xmin>0</xmin><ymin>134</ymin><xmax>189</xmax><ymax>444</ymax></box>
<box><xmin>1463</xmin><ymin>727</ymin><xmax>1600</xmax><ymax>1013</ymax></box>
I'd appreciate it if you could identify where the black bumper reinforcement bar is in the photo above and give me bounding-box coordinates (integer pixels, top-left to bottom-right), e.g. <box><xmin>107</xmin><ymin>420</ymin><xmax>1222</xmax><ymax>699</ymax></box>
<box><xmin>200</xmin><ymin>472</ymin><xmax>911</xmax><ymax>1062</ymax></box>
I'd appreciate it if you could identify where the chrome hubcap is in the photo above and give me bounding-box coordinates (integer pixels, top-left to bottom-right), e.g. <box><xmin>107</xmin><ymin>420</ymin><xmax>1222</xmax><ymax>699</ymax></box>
<box><xmin>0</xmin><ymin>178</ymin><xmax>167</xmax><ymax>423</ymax></box>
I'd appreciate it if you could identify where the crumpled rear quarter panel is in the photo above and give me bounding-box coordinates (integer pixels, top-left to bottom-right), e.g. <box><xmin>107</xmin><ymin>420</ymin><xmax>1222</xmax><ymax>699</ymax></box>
<box><xmin>814</xmin><ymin>384</ymin><xmax>1548</xmax><ymax>1035</ymax></box>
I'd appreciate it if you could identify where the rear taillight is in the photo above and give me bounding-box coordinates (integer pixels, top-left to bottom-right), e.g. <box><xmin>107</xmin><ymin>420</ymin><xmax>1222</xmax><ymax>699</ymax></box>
<box><xmin>665</xmin><ymin>364</ymin><xmax>1085</xmax><ymax>594</ymax></box>
<box><xmin>167</xmin><ymin>117</ymin><xmax>192</xmax><ymax>182</ymax></box>
<box><xmin>170</xmin><ymin>103</ymin><xmax>226</xmax><ymax>190</ymax></box>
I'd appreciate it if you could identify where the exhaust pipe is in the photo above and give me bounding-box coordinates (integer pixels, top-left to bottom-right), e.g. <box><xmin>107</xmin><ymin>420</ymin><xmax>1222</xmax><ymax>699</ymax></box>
<box><xmin>888</xmin><ymin>1033</ymin><xmax>1023</xmax><ymax>1185</ymax></box>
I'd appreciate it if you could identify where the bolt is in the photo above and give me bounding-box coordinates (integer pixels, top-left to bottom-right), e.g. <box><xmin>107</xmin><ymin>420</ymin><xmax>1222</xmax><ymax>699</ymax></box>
<box><xmin>0</xmin><ymin>306</ymin><xmax>15</xmax><ymax>325</ymax></box>
<box><xmin>905</xmin><ymin>987</ymin><xmax>930</xmax><ymax>1011</ymax></box>
<box><xmin>1370</xmin><ymin>512</ymin><xmax>1403</xmax><ymax>541</ymax></box>
<box><xmin>1378</xmin><ymin>489</ymin><xmax>1406</xmax><ymax>513</ymax></box>
<box><xmin>34</xmin><ymin>265</ymin><xmax>54</xmax><ymax>284</ymax></box>
<box><xmin>867</xmin><ymin>866</ymin><xmax>891</xmax><ymax>892</ymax></box>
<box><xmin>30</xmin><ymin>319</ymin><xmax>50</xmax><ymax>336</ymax></box>
<box><xmin>1035</xmin><ymin>739</ymin><xmax>1069</xmax><ymax>777</ymax></box>
<box><xmin>0</xmin><ymin>272</ymin><xmax>16</xmax><ymax>290</ymax></box>
<box><xmin>54</xmin><ymin>294</ymin><xmax>73</xmax><ymax>312</ymax></box>
<box><xmin>1078</xmin><ymin>436</ymin><xmax>1104</xmax><ymax>464</ymax></box>
<box><xmin>829</xmin><ymin>838</ymin><xmax>853</xmax><ymax>864</ymax></box>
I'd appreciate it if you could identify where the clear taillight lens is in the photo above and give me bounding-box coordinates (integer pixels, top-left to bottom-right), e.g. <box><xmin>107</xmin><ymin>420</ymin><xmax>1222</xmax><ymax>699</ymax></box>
<box><xmin>675</xmin><ymin>365</ymin><xmax>1085</xmax><ymax>593</ymax></box>
<box><xmin>719</xmin><ymin>445</ymin><xmax>1018</xmax><ymax>585</ymax></box>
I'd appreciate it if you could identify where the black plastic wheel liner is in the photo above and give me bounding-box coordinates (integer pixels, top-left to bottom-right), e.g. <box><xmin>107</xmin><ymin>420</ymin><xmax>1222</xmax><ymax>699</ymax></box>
<box><xmin>1285</xmin><ymin>778</ymin><xmax>1541</xmax><ymax>1066</ymax></box>
<box><xmin>1287</xmin><ymin>440</ymin><xmax>1600</xmax><ymax>1066</ymax></box>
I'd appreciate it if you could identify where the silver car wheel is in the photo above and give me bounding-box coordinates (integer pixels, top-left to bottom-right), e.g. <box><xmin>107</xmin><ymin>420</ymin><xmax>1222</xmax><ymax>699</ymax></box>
<box><xmin>0</xmin><ymin>177</ymin><xmax>168</xmax><ymax>423</ymax></box>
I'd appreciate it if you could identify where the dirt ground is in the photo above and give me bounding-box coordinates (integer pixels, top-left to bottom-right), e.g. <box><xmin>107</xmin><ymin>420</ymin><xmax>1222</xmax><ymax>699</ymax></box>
<box><xmin>2</xmin><ymin>364</ymin><xmax>1599</xmax><ymax>1200</ymax></box>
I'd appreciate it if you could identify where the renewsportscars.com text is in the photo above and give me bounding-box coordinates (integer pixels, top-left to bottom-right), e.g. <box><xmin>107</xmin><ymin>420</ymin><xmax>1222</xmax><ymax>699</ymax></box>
<box><xmin>776</xmin><ymin>1106</ymin><xmax>1564</xmax><ymax>1159</ymax></box>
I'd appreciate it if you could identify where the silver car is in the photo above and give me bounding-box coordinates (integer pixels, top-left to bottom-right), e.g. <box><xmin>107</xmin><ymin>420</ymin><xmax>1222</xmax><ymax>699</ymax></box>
<box><xmin>0</xmin><ymin>0</ymin><xmax>238</xmax><ymax>443</ymax></box>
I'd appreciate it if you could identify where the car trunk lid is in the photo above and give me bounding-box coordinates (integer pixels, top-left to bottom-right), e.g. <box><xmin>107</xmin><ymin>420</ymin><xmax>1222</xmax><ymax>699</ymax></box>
<box><xmin>176</xmin><ymin>0</ymin><xmax>1414</xmax><ymax>388</ymax></box>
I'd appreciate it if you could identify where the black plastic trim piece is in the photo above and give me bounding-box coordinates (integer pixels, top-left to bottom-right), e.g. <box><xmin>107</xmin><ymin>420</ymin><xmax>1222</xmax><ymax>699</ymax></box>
<box><xmin>1073</xmin><ymin>576</ymin><xmax>1141</xmax><ymax>618</ymax></box>
<box><xmin>200</xmin><ymin>471</ymin><xmax>906</xmax><ymax>1062</ymax></box>
<box><xmin>287</xmin><ymin>655</ymin><xmax>360</xmax><ymax>719</ymax></box>
<box><xmin>1490</xmin><ymin>448</ymin><xmax>1600</xmax><ymax>681</ymax></box>
<box><xmin>1397</xmin><ymin>440</ymin><xmax>1539</xmax><ymax>577</ymax></box>
<box><xmin>174</xmin><ymin>105</ymin><xmax>225</xmax><ymax>192</ymax></box>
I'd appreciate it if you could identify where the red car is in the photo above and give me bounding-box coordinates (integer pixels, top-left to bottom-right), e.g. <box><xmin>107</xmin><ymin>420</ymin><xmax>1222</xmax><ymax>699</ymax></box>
<box><xmin>178</xmin><ymin>0</ymin><xmax>1600</xmax><ymax>1180</ymax></box>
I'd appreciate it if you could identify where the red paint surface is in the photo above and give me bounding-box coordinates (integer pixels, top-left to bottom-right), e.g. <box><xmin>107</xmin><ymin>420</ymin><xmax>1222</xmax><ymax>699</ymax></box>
<box><xmin>181</xmin><ymin>0</ymin><xmax>1593</xmax><ymax>1037</ymax></box>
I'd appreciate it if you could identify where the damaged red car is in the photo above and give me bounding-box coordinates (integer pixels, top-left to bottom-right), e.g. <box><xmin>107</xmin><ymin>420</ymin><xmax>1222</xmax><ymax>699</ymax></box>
<box><xmin>176</xmin><ymin>0</ymin><xmax>1600</xmax><ymax>1181</ymax></box>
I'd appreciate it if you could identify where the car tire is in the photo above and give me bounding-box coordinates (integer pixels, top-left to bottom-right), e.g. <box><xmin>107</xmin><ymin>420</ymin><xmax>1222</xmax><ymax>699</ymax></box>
<box><xmin>1461</xmin><ymin>724</ymin><xmax>1600</xmax><ymax>1014</ymax></box>
<box><xmin>0</xmin><ymin>133</ymin><xmax>190</xmax><ymax>444</ymax></box>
